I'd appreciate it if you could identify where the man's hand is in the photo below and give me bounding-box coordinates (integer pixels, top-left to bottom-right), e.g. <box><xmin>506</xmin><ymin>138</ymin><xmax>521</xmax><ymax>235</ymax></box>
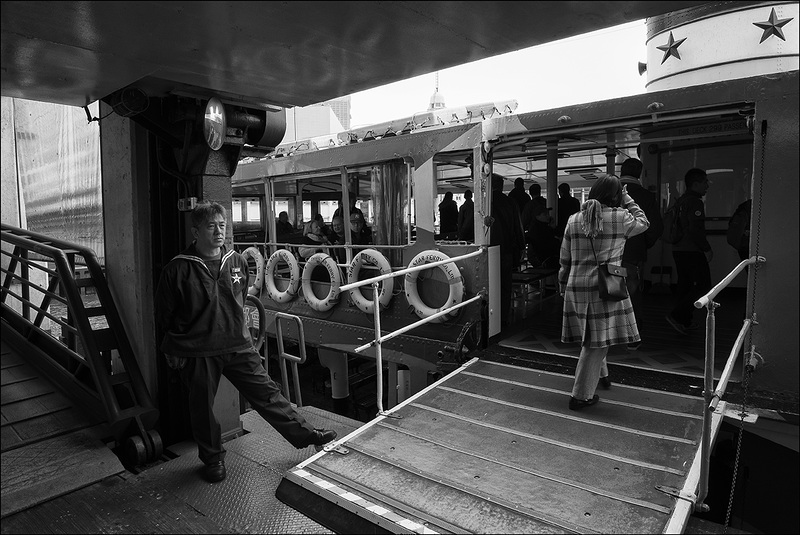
<box><xmin>165</xmin><ymin>354</ymin><xmax>187</xmax><ymax>370</ymax></box>
<box><xmin>705</xmin><ymin>249</ymin><xmax>714</xmax><ymax>263</ymax></box>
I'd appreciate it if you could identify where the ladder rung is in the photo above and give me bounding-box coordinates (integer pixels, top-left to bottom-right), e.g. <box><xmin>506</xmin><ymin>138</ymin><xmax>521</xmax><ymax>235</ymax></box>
<box><xmin>84</xmin><ymin>306</ymin><xmax>106</xmax><ymax>317</ymax></box>
<box><xmin>92</xmin><ymin>327</ymin><xmax>118</xmax><ymax>353</ymax></box>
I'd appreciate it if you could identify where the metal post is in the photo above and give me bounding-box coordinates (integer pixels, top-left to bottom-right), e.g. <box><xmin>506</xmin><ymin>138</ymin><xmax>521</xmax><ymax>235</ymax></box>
<box><xmin>697</xmin><ymin>301</ymin><xmax>717</xmax><ymax>512</ymax></box>
<box><xmin>372</xmin><ymin>281</ymin><xmax>385</xmax><ymax>414</ymax></box>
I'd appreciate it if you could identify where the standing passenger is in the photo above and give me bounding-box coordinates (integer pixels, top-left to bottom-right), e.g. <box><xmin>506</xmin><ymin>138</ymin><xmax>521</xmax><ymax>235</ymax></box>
<box><xmin>619</xmin><ymin>158</ymin><xmax>663</xmax><ymax>350</ymax></box>
<box><xmin>155</xmin><ymin>202</ymin><xmax>337</xmax><ymax>483</ymax></box>
<box><xmin>666</xmin><ymin>168</ymin><xmax>712</xmax><ymax>335</ymax></box>
<box><xmin>438</xmin><ymin>191</ymin><xmax>458</xmax><ymax>239</ymax></box>
<box><xmin>559</xmin><ymin>176</ymin><xmax>649</xmax><ymax>409</ymax></box>
<box><xmin>457</xmin><ymin>189</ymin><xmax>475</xmax><ymax>241</ymax></box>
<box><xmin>508</xmin><ymin>177</ymin><xmax>531</xmax><ymax>214</ymax></box>
<box><xmin>556</xmin><ymin>183</ymin><xmax>581</xmax><ymax>237</ymax></box>
<box><xmin>490</xmin><ymin>174</ymin><xmax>526</xmax><ymax>326</ymax></box>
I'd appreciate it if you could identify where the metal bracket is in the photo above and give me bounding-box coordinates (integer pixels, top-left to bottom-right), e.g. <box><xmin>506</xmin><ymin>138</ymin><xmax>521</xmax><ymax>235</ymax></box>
<box><xmin>656</xmin><ymin>485</ymin><xmax>697</xmax><ymax>504</ymax></box>
<box><xmin>723</xmin><ymin>407</ymin><xmax>759</xmax><ymax>423</ymax></box>
<box><xmin>323</xmin><ymin>443</ymin><xmax>350</xmax><ymax>455</ymax></box>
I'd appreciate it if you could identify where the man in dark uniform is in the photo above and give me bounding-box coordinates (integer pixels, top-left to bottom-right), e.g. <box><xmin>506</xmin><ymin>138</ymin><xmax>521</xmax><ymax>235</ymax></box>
<box><xmin>620</xmin><ymin>158</ymin><xmax>663</xmax><ymax>350</ymax></box>
<box><xmin>155</xmin><ymin>202</ymin><xmax>336</xmax><ymax>483</ymax></box>
<box><xmin>667</xmin><ymin>168</ymin><xmax>712</xmax><ymax>335</ymax></box>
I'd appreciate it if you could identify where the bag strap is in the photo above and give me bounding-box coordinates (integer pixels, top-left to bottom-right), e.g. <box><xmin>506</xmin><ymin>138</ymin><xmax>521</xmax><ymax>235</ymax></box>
<box><xmin>588</xmin><ymin>236</ymin><xmax>601</xmax><ymax>268</ymax></box>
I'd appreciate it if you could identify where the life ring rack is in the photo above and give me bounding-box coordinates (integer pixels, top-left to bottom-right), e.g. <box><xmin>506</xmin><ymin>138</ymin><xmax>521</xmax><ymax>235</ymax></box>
<box><xmin>240</xmin><ymin>246</ymin><xmax>265</xmax><ymax>296</ymax></box>
<box><xmin>347</xmin><ymin>248</ymin><xmax>394</xmax><ymax>314</ymax></box>
<box><xmin>301</xmin><ymin>253</ymin><xmax>342</xmax><ymax>312</ymax></box>
<box><xmin>404</xmin><ymin>250</ymin><xmax>464</xmax><ymax>323</ymax></box>
<box><xmin>264</xmin><ymin>248</ymin><xmax>301</xmax><ymax>303</ymax></box>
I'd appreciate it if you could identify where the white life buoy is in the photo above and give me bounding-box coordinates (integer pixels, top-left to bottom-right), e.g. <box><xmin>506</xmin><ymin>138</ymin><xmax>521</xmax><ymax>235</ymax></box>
<box><xmin>405</xmin><ymin>250</ymin><xmax>464</xmax><ymax>323</ymax></box>
<box><xmin>264</xmin><ymin>248</ymin><xmax>300</xmax><ymax>303</ymax></box>
<box><xmin>301</xmin><ymin>253</ymin><xmax>342</xmax><ymax>312</ymax></box>
<box><xmin>347</xmin><ymin>248</ymin><xmax>394</xmax><ymax>314</ymax></box>
<box><xmin>240</xmin><ymin>246</ymin><xmax>265</xmax><ymax>295</ymax></box>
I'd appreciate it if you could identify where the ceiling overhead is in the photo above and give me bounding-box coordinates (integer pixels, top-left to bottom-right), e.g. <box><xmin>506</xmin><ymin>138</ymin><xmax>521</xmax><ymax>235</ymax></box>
<box><xmin>2</xmin><ymin>1</ymin><xmax>710</xmax><ymax>110</ymax></box>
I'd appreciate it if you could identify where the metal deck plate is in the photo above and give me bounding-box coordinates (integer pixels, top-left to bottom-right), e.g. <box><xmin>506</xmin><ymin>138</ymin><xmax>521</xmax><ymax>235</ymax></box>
<box><xmin>278</xmin><ymin>358</ymin><xmax>726</xmax><ymax>534</ymax></box>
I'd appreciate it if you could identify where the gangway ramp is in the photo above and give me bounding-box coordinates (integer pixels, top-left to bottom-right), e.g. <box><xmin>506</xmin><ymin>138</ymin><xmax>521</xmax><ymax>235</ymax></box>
<box><xmin>277</xmin><ymin>357</ymin><xmax>727</xmax><ymax>534</ymax></box>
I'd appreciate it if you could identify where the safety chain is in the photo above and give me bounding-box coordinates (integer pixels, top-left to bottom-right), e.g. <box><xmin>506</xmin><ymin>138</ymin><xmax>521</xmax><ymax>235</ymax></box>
<box><xmin>723</xmin><ymin>359</ymin><xmax>753</xmax><ymax>533</ymax></box>
<box><xmin>722</xmin><ymin>119</ymin><xmax>767</xmax><ymax>533</ymax></box>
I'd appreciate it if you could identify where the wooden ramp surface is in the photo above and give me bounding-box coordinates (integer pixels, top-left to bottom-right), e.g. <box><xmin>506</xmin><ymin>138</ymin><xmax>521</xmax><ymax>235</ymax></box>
<box><xmin>278</xmin><ymin>358</ymin><xmax>727</xmax><ymax>534</ymax></box>
<box><xmin>1</xmin><ymin>338</ymin><xmax>125</xmax><ymax>518</ymax></box>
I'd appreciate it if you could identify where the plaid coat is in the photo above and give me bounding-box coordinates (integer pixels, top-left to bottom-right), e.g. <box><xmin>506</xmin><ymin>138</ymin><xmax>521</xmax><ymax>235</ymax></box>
<box><xmin>559</xmin><ymin>202</ymin><xmax>649</xmax><ymax>348</ymax></box>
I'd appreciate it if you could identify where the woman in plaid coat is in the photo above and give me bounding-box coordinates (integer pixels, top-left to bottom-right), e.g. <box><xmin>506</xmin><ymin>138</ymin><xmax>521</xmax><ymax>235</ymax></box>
<box><xmin>559</xmin><ymin>174</ymin><xmax>649</xmax><ymax>410</ymax></box>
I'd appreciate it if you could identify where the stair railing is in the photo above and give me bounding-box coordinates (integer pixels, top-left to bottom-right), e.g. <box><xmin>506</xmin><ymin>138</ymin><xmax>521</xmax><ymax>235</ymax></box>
<box><xmin>693</xmin><ymin>254</ymin><xmax>766</xmax><ymax>512</ymax></box>
<box><xmin>343</xmin><ymin>247</ymin><xmax>486</xmax><ymax>416</ymax></box>
<box><xmin>1</xmin><ymin>224</ymin><xmax>159</xmax><ymax>452</ymax></box>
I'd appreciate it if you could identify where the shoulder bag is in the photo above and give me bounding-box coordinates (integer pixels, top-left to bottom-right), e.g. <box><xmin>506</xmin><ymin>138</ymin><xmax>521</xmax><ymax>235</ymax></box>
<box><xmin>589</xmin><ymin>237</ymin><xmax>628</xmax><ymax>301</ymax></box>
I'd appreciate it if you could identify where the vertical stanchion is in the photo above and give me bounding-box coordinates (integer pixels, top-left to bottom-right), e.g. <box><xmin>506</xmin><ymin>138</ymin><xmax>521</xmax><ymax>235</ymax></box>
<box><xmin>372</xmin><ymin>281</ymin><xmax>385</xmax><ymax>414</ymax></box>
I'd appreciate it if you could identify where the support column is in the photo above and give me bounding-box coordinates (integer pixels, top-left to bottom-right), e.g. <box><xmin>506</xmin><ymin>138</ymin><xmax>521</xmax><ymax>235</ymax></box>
<box><xmin>99</xmin><ymin>102</ymin><xmax>158</xmax><ymax>400</ymax></box>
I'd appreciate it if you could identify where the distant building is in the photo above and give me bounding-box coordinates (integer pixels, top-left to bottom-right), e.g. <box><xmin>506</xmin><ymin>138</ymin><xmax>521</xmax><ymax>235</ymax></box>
<box><xmin>281</xmin><ymin>104</ymin><xmax>345</xmax><ymax>144</ymax></box>
<box><xmin>317</xmin><ymin>96</ymin><xmax>351</xmax><ymax>130</ymax></box>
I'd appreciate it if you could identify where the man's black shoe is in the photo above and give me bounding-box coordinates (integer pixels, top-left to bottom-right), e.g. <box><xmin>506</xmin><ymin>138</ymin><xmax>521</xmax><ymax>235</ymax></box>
<box><xmin>569</xmin><ymin>395</ymin><xmax>600</xmax><ymax>410</ymax></box>
<box><xmin>310</xmin><ymin>429</ymin><xmax>337</xmax><ymax>451</ymax></box>
<box><xmin>598</xmin><ymin>376</ymin><xmax>612</xmax><ymax>389</ymax></box>
<box><xmin>203</xmin><ymin>460</ymin><xmax>226</xmax><ymax>483</ymax></box>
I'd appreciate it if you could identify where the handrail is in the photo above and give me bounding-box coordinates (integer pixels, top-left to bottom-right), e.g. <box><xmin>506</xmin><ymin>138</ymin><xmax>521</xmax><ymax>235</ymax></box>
<box><xmin>346</xmin><ymin>247</ymin><xmax>487</xmax><ymax>415</ymax></box>
<box><xmin>694</xmin><ymin>255</ymin><xmax>764</xmax><ymax>309</ymax></box>
<box><xmin>273</xmin><ymin>312</ymin><xmax>307</xmax><ymax>406</ymax></box>
<box><xmin>692</xmin><ymin>254</ymin><xmax>765</xmax><ymax>512</ymax></box>
<box><xmin>1</xmin><ymin>223</ymin><xmax>158</xmax><ymax>443</ymax></box>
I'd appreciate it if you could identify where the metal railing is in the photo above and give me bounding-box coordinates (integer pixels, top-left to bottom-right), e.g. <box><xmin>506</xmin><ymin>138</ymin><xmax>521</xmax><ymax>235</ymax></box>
<box><xmin>693</xmin><ymin>254</ymin><xmax>765</xmax><ymax>512</ymax></box>
<box><xmin>1</xmin><ymin>223</ymin><xmax>159</xmax><ymax>449</ymax></box>
<box><xmin>342</xmin><ymin>247</ymin><xmax>486</xmax><ymax>415</ymax></box>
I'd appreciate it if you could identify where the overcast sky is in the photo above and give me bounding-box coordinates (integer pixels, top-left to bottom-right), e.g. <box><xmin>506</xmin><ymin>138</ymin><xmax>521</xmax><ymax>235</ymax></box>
<box><xmin>348</xmin><ymin>20</ymin><xmax>649</xmax><ymax>129</ymax></box>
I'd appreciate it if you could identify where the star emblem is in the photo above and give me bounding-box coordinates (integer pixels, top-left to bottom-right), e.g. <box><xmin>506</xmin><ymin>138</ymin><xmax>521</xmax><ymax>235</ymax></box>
<box><xmin>753</xmin><ymin>8</ymin><xmax>793</xmax><ymax>43</ymax></box>
<box><xmin>232</xmin><ymin>272</ymin><xmax>242</xmax><ymax>284</ymax></box>
<box><xmin>657</xmin><ymin>31</ymin><xmax>687</xmax><ymax>65</ymax></box>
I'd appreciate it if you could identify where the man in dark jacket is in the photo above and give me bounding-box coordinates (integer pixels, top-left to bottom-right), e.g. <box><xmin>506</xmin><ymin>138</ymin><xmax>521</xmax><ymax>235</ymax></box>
<box><xmin>490</xmin><ymin>174</ymin><xmax>526</xmax><ymax>326</ymax></box>
<box><xmin>438</xmin><ymin>191</ymin><xmax>458</xmax><ymax>239</ymax></box>
<box><xmin>667</xmin><ymin>168</ymin><xmax>712</xmax><ymax>335</ymax></box>
<box><xmin>155</xmin><ymin>202</ymin><xmax>336</xmax><ymax>483</ymax></box>
<box><xmin>556</xmin><ymin>183</ymin><xmax>581</xmax><ymax>237</ymax></box>
<box><xmin>508</xmin><ymin>177</ymin><xmax>531</xmax><ymax>214</ymax></box>
<box><xmin>457</xmin><ymin>189</ymin><xmax>474</xmax><ymax>241</ymax></box>
<box><xmin>620</xmin><ymin>158</ymin><xmax>663</xmax><ymax>350</ymax></box>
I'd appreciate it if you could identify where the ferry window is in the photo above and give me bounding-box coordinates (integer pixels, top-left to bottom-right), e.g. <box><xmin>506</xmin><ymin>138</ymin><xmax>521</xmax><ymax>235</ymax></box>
<box><xmin>245</xmin><ymin>201</ymin><xmax>261</xmax><ymax>222</ymax></box>
<box><xmin>302</xmin><ymin>201</ymin><xmax>312</xmax><ymax>224</ymax></box>
<box><xmin>232</xmin><ymin>199</ymin><xmax>243</xmax><ymax>223</ymax></box>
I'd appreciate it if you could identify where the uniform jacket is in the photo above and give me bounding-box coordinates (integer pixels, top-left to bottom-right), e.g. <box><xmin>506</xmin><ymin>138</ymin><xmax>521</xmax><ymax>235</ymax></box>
<box><xmin>672</xmin><ymin>190</ymin><xmax>711</xmax><ymax>253</ymax></box>
<box><xmin>155</xmin><ymin>243</ymin><xmax>252</xmax><ymax>358</ymax></box>
<box><xmin>559</xmin><ymin>201</ymin><xmax>649</xmax><ymax>348</ymax></box>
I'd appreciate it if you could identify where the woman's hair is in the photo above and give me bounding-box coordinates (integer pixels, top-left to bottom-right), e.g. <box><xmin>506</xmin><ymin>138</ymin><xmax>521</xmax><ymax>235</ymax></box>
<box><xmin>580</xmin><ymin>174</ymin><xmax>622</xmax><ymax>237</ymax></box>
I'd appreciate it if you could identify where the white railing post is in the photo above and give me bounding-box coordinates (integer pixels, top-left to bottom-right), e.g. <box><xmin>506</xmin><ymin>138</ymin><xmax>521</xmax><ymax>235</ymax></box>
<box><xmin>692</xmin><ymin>254</ymin><xmax>765</xmax><ymax>512</ymax></box>
<box><xmin>344</xmin><ymin>248</ymin><xmax>486</xmax><ymax>417</ymax></box>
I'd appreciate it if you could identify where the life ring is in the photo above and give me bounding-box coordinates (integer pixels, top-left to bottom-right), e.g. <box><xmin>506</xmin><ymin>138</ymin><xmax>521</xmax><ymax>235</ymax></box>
<box><xmin>241</xmin><ymin>246</ymin><xmax>265</xmax><ymax>295</ymax></box>
<box><xmin>347</xmin><ymin>248</ymin><xmax>394</xmax><ymax>314</ymax></box>
<box><xmin>264</xmin><ymin>248</ymin><xmax>300</xmax><ymax>303</ymax></box>
<box><xmin>404</xmin><ymin>250</ymin><xmax>464</xmax><ymax>323</ymax></box>
<box><xmin>301</xmin><ymin>253</ymin><xmax>342</xmax><ymax>312</ymax></box>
